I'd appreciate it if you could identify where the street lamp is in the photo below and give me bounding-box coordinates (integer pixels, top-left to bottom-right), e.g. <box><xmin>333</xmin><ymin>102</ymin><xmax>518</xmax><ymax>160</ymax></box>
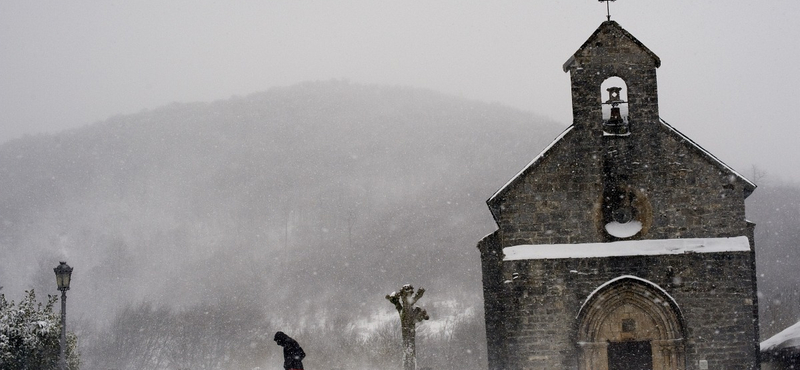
<box><xmin>54</xmin><ymin>261</ymin><xmax>73</xmax><ymax>370</ymax></box>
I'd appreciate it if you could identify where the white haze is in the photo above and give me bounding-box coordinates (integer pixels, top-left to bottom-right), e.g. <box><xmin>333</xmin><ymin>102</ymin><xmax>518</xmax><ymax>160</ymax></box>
<box><xmin>1</xmin><ymin>1</ymin><xmax>799</xmax><ymax>183</ymax></box>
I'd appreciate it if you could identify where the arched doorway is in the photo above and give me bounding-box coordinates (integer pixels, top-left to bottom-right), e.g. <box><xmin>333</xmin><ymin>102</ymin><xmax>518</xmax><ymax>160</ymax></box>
<box><xmin>576</xmin><ymin>275</ymin><xmax>686</xmax><ymax>370</ymax></box>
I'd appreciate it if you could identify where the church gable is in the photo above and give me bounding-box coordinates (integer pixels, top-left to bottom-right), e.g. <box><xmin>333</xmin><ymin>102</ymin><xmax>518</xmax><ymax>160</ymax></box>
<box><xmin>486</xmin><ymin>126</ymin><xmax>576</xmax><ymax>218</ymax></box>
<box><xmin>487</xmin><ymin>126</ymin><xmax>604</xmax><ymax>245</ymax></box>
<box><xmin>487</xmin><ymin>116</ymin><xmax>755</xmax><ymax>245</ymax></box>
<box><xmin>564</xmin><ymin>21</ymin><xmax>661</xmax><ymax>72</ymax></box>
<box><xmin>487</xmin><ymin>18</ymin><xmax>754</xmax><ymax>245</ymax></box>
<box><xmin>658</xmin><ymin>118</ymin><xmax>756</xmax><ymax>198</ymax></box>
<box><xmin>477</xmin><ymin>17</ymin><xmax>760</xmax><ymax>370</ymax></box>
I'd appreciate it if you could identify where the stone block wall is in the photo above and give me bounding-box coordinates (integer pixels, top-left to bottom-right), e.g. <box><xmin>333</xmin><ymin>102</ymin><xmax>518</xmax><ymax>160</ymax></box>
<box><xmin>498</xmin><ymin>252</ymin><xmax>759</xmax><ymax>370</ymax></box>
<box><xmin>493</xmin><ymin>122</ymin><xmax>750</xmax><ymax>248</ymax></box>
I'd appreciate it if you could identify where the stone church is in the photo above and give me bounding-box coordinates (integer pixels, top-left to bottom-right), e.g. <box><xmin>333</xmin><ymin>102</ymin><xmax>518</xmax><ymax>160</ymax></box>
<box><xmin>478</xmin><ymin>20</ymin><xmax>761</xmax><ymax>370</ymax></box>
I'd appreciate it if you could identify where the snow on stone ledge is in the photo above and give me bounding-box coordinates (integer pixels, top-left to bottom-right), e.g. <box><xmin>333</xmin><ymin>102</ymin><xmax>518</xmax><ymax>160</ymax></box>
<box><xmin>605</xmin><ymin>221</ymin><xmax>642</xmax><ymax>238</ymax></box>
<box><xmin>503</xmin><ymin>236</ymin><xmax>750</xmax><ymax>261</ymax></box>
<box><xmin>762</xmin><ymin>320</ymin><xmax>800</xmax><ymax>352</ymax></box>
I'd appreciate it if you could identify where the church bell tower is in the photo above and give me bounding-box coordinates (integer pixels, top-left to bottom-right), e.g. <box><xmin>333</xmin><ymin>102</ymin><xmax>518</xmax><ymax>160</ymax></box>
<box><xmin>478</xmin><ymin>19</ymin><xmax>760</xmax><ymax>370</ymax></box>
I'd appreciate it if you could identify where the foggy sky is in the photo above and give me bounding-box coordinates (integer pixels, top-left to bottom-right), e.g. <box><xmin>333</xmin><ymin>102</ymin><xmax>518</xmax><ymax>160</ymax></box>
<box><xmin>2</xmin><ymin>1</ymin><xmax>799</xmax><ymax>183</ymax></box>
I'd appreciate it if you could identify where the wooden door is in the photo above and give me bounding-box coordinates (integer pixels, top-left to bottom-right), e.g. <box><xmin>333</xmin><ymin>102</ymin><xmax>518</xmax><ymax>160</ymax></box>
<box><xmin>608</xmin><ymin>341</ymin><xmax>652</xmax><ymax>370</ymax></box>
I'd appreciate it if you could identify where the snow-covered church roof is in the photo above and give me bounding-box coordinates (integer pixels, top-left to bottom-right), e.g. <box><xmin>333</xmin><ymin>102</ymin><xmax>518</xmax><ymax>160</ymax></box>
<box><xmin>762</xmin><ymin>321</ymin><xmax>800</xmax><ymax>352</ymax></box>
<box><xmin>503</xmin><ymin>236</ymin><xmax>750</xmax><ymax>261</ymax></box>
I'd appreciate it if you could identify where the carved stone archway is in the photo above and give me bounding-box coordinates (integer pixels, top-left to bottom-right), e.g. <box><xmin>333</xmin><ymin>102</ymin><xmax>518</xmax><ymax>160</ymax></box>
<box><xmin>576</xmin><ymin>276</ymin><xmax>686</xmax><ymax>370</ymax></box>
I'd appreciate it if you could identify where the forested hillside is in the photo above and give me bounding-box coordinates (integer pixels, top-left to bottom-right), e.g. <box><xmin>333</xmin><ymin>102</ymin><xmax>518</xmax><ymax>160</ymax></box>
<box><xmin>1</xmin><ymin>81</ymin><xmax>797</xmax><ymax>369</ymax></box>
<box><xmin>747</xmin><ymin>183</ymin><xmax>800</xmax><ymax>338</ymax></box>
<box><xmin>0</xmin><ymin>81</ymin><xmax>564</xmax><ymax>369</ymax></box>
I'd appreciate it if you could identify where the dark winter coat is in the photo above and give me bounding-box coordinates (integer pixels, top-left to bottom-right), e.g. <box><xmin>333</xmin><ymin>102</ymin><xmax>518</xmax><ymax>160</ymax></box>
<box><xmin>274</xmin><ymin>331</ymin><xmax>305</xmax><ymax>370</ymax></box>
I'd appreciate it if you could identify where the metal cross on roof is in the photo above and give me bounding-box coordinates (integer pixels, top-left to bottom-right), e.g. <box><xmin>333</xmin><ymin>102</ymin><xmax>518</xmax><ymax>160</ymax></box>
<box><xmin>599</xmin><ymin>0</ymin><xmax>617</xmax><ymax>21</ymax></box>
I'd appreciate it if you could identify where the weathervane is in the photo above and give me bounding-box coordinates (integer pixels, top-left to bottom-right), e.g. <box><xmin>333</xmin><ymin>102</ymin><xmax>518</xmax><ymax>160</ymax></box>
<box><xmin>599</xmin><ymin>0</ymin><xmax>616</xmax><ymax>21</ymax></box>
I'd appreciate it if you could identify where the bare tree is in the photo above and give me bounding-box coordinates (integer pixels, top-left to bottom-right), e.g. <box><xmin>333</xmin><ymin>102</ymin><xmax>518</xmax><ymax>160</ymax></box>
<box><xmin>386</xmin><ymin>284</ymin><xmax>429</xmax><ymax>370</ymax></box>
<box><xmin>91</xmin><ymin>302</ymin><xmax>173</xmax><ymax>370</ymax></box>
<box><xmin>345</xmin><ymin>207</ymin><xmax>357</xmax><ymax>249</ymax></box>
<box><xmin>751</xmin><ymin>164</ymin><xmax>767</xmax><ymax>184</ymax></box>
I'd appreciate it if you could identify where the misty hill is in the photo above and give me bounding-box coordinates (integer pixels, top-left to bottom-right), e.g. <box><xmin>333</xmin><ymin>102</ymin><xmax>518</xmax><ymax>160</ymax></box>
<box><xmin>2</xmin><ymin>80</ymin><xmax>798</xmax><ymax>354</ymax></box>
<box><xmin>747</xmin><ymin>184</ymin><xmax>800</xmax><ymax>336</ymax></box>
<box><xmin>0</xmin><ymin>81</ymin><xmax>567</xmax><ymax>324</ymax></box>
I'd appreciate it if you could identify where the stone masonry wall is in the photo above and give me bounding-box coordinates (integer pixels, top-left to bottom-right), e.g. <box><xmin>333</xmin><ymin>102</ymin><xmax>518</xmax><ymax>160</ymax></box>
<box><xmin>493</xmin><ymin>129</ymin><xmax>603</xmax><ymax>246</ymax></box>
<box><xmin>500</xmin><ymin>252</ymin><xmax>759</xmax><ymax>370</ymax></box>
<box><xmin>493</xmin><ymin>123</ymin><xmax>750</xmax><ymax>248</ymax></box>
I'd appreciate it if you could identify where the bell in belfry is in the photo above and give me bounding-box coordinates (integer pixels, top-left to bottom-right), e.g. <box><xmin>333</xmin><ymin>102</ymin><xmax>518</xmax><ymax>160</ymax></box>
<box><xmin>604</xmin><ymin>86</ymin><xmax>628</xmax><ymax>134</ymax></box>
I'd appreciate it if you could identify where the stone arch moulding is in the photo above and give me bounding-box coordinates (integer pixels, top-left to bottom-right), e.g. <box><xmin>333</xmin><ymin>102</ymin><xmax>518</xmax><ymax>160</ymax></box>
<box><xmin>575</xmin><ymin>275</ymin><xmax>686</xmax><ymax>370</ymax></box>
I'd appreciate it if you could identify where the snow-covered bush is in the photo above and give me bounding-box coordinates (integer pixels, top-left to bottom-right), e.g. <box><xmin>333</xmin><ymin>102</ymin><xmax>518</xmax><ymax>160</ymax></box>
<box><xmin>0</xmin><ymin>290</ymin><xmax>80</xmax><ymax>369</ymax></box>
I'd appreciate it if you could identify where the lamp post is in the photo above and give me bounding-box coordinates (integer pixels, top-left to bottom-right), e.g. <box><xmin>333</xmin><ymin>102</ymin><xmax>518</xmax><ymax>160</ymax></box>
<box><xmin>54</xmin><ymin>261</ymin><xmax>73</xmax><ymax>370</ymax></box>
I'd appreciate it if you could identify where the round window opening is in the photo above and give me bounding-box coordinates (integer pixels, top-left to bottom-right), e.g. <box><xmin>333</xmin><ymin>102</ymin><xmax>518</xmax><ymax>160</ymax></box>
<box><xmin>612</xmin><ymin>207</ymin><xmax>633</xmax><ymax>223</ymax></box>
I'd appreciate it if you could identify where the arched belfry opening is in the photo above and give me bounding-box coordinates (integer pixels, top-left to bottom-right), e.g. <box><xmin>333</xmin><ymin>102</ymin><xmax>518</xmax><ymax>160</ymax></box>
<box><xmin>601</xmin><ymin>76</ymin><xmax>629</xmax><ymax>136</ymax></box>
<box><xmin>576</xmin><ymin>276</ymin><xmax>686</xmax><ymax>370</ymax></box>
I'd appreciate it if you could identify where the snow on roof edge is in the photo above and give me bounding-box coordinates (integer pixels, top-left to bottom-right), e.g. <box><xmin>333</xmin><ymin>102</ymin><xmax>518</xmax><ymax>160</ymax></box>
<box><xmin>503</xmin><ymin>236</ymin><xmax>750</xmax><ymax>261</ymax></box>
<box><xmin>577</xmin><ymin>275</ymin><xmax>681</xmax><ymax>320</ymax></box>
<box><xmin>762</xmin><ymin>320</ymin><xmax>800</xmax><ymax>352</ymax></box>
<box><xmin>660</xmin><ymin>118</ymin><xmax>756</xmax><ymax>190</ymax></box>
<box><xmin>488</xmin><ymin>125</ymin><xmax>574</xmax><ymax>203</ymax></box>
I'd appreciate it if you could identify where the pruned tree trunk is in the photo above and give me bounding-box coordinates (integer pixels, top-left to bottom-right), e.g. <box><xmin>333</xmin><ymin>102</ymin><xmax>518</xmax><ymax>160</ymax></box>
<box><xmin>386</xmin><ymin>284</ymin><xmax>429</xmax><ymax>370</ymax></box>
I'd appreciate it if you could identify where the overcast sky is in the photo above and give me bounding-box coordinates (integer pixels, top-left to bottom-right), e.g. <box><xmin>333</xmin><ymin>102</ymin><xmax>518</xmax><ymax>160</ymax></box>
<box><xmin>2</xmin><ymin>1</ymin><xmax>799</xmax><ymax>183</ymax></box>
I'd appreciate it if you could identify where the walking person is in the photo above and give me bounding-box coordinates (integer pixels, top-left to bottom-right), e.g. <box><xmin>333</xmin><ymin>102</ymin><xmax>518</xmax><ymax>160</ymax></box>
<box><xmin>274</xmin><ymin>331</ymin><xmax>305</xmax><ymax>370</ymax></box>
